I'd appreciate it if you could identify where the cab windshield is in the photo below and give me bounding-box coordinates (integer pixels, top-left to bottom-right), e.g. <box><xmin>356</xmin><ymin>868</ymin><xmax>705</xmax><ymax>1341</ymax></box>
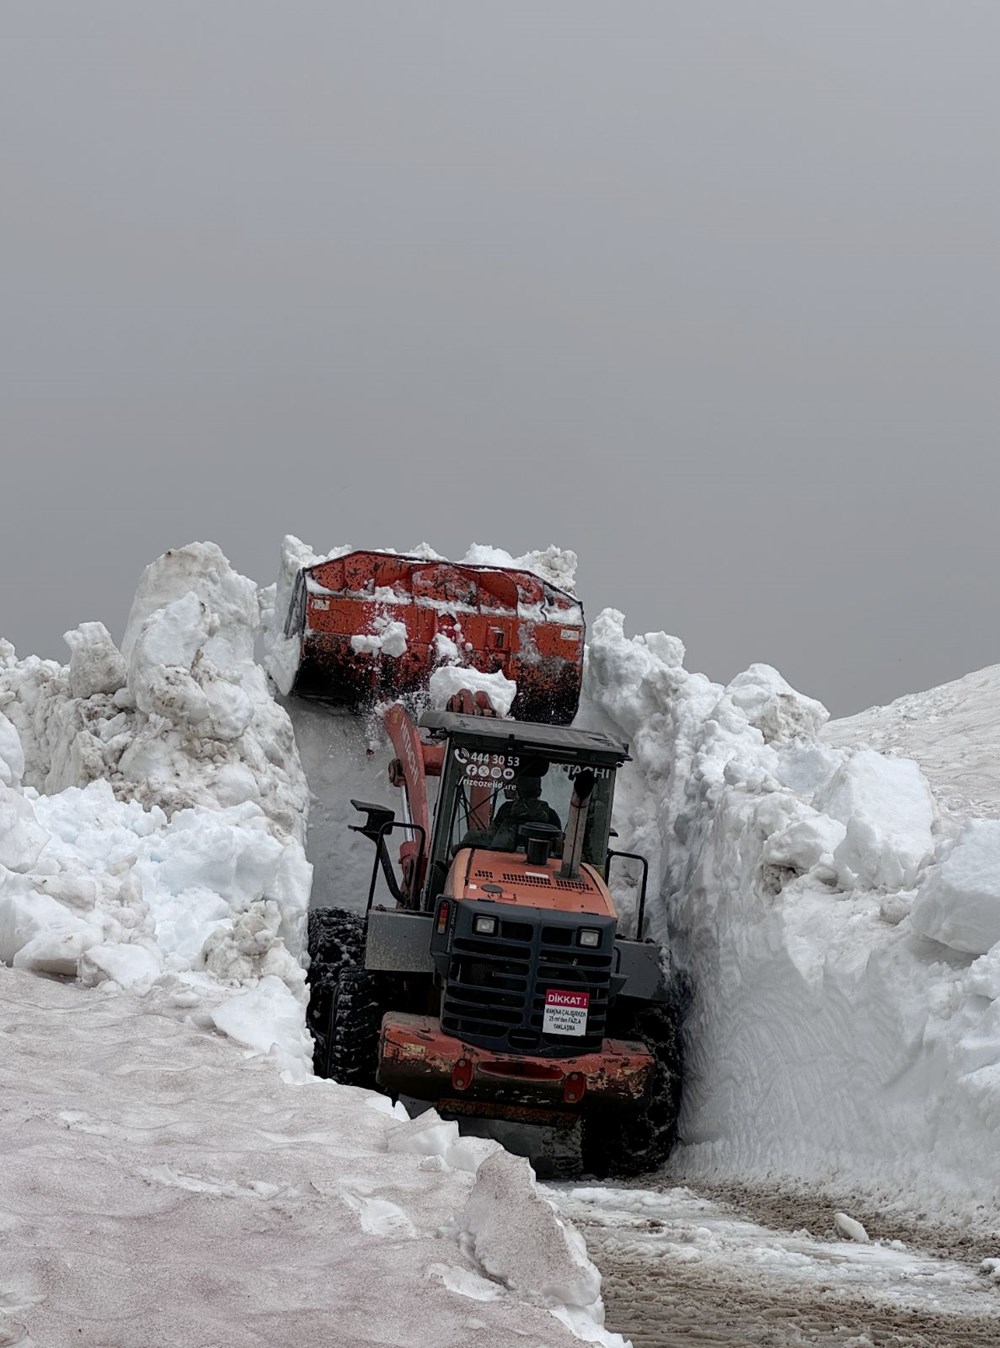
<box><xmin>445</xmin><ymin>745</ymin><xmax>614</xmax><ymax>867</ymax></box>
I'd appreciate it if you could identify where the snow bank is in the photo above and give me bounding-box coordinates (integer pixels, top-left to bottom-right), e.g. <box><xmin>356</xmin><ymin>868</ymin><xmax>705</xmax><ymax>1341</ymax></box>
<box><xmin>582</xmin><ymin>608</ymin><xmax>1000</xmax><ymax>1228</ymax></box>
<box><xmin>1</xmin><ymin>543</ymin><xmax>308</xmax><ymax>841</ymax></box>
<box><xmin>0</xmin><ymin>544</ymin><xmax>312</xmax><ymax>1074</ymax></box>
<box><xmin>2</xmin><ymin>969</ymin><xmax>623</xmax><ymax>1348</ymax></box>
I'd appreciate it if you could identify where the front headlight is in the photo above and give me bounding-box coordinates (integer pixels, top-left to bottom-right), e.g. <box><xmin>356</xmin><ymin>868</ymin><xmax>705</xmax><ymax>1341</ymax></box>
<box><xmin>578</xmin><ymin>927</ymin><xmax>601</xmax><ymax>948</ymax></box>
<box><xmin>473</xmin><ymin>913</ymin><xmax>498</xmax><ymax>936</ymax></box>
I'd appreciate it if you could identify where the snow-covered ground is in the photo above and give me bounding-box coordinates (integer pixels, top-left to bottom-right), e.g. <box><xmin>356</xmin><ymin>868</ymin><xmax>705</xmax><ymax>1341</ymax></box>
<box><xmin>4</xmin><ymin>535</ymin><xmax>1000</xmax><ymax>1344</ymax></box>
<box><xmin>558</xmin><ymin>1181</ymin><xmax>1000</xmax><ymax>1346</ymax></box>
<box><xmin>823</xmin><ymin>663</ymin><xmax>1000</xmax><ymax>823</ymax></box>
<box><xmin>0</xmin><ymin>968</ymin><xmax>616</xmax><ymax>1348</ymax></box>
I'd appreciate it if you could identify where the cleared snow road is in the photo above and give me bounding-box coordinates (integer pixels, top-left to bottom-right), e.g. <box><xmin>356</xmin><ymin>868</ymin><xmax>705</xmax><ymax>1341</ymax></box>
<box><xmin>553</xmin><ymin>1182</ymin><xmax>1000</xmax><ymax>1347</ymax></box>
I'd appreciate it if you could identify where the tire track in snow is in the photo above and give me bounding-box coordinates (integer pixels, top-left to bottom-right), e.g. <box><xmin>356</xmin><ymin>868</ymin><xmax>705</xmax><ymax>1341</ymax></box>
<box><xmin>553</xmin><ymin>1182</ymin><xmax>1000</xmax><ymax>1347</ymax></box>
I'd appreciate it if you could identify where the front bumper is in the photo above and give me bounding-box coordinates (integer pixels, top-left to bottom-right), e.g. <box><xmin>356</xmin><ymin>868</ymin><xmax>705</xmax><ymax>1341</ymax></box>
<box><xmin>378</xmin><ymin>1012</ymin><xmax>654</xmax><ymax>1123</ymax></box>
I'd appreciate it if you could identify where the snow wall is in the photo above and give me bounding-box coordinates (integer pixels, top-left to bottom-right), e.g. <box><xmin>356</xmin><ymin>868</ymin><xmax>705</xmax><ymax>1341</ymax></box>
<box><xmin>0</xmin><ymin>539</ymin><xmax>624</xmax><ymax>1348</ymax></box>
<box><xmin>583</xmin><ymin>609</ymin><xmax>1000</xmax><ymax>1230</ymax></box>
<box><xmin>0</xmin><ymin>543</ymin><xmax>315</xmax><ymax>1075</ymax></box>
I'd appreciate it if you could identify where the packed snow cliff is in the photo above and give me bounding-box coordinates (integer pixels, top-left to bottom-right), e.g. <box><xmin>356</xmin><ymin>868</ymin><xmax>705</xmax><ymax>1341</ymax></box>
<box><xmin>582</xmin><ymin>611</ymin><xmax>1000</xmax><ymax>1229</ymax></box>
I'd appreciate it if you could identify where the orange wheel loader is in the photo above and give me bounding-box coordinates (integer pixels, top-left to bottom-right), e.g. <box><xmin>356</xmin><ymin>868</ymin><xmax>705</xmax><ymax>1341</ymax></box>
<box><xmin>283</xmin><ymin>551</ymin><xmax>683</xmax><ymax>1177</ymax></box>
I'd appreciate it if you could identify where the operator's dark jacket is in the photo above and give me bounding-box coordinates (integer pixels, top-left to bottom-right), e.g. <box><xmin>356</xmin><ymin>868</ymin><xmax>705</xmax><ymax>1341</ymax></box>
<box><xmin>488</xmin><ymin>796</ymin><xmax>562</xmax><ymax>852</ymax></box>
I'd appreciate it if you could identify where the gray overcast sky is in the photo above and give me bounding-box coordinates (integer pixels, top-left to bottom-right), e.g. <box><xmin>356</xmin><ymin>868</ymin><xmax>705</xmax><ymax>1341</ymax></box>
<box><xmin>2</xmin><ymin>2</ymin><xmax>997</xmax><ymax>715</ymax></box>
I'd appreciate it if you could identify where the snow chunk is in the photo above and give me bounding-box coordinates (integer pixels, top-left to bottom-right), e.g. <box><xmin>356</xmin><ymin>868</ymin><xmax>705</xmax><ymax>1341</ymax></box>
<box><xmin>0</xmin><ymin>883</ymin><xmax>100</xmax><ymax>973</ymax></box>
<box><xmin>911</xmin><ymin>820</ymin><xmax>1000</xmax><ymax>955</ymax></box>
<box><xmin>209</xmin><ymin>975</ymin><xmax>314</xmax><ymax>1077</ymax></box>
<box><xmin>350</xmin><ymin>616</ymin><xmax>408</xmax><ymax>658</ymax></box>
<box><xmin>725</xmin><ymin>664</ymin><xmax>828</xmax><ymax>746</ymax></box>
<box><xmin>264</xmin><ymin>634</ymin><xmax>301</xmax><ymax>698</ymax></box>
<box><xmin>0</xmin><ymin>787</ymin><xmax>48</xmax><ymax>873</ymax></box>
<box><xmin>427</xmin><ymin>1263</ymin><xmax>503</xmax><ymax>1301</ymax></box>
<box><xmin>428</xmin><ymin>665</ymin><xmax>517</xmax><ymax>718</ymax></box>
<box><xmin>386</xmin><ymin>1109</ymin><xmax>503</xmax><ymax>1174</ymax></box>
<box><xmin>834</xmin><ymin>1212</ymin><xmax>871</xmax><ymax>1244</ymax></box>
<box><xmin>63</xmin><ymin>622</ymin><xmax>127</xmax><ymax>699</ymax></box>
<box><xmin>814</xmin><ymin>749</ymin><xmax>935</xmax><ymax>891</ymax></box>
<box><xmin>128</xmin><ymin>592</ymin><xmax>254</xmax><ymax>742</ymax></box>
<box><xmin>79</xmin><ymin>941</ymin><xmax>162</xmax><ymax>988</ymax></box>
<box><xmin>386</xmin><ymin>1109</ymin><xmax>460</xmax><ymax>1159</ymax></box>
<box><xmin>763</xmin><ymin>808</ymin><xmax>846</xmax><ymax>880</ymax></box>
<box><xmin>122</xmin><ymin>541</ymin><xmax>259</xmax><ymax>666</ymax></box>
<box><xmin>460</xmin><ymin>1152</ymin><xmax>603</xmax><ymax>1316</ymax></box>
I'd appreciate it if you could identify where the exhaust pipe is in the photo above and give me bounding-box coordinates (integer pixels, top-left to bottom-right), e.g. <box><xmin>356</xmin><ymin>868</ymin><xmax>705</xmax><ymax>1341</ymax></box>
<box><xmin>558</xmin><ymin>770</ymin><xmax>595</xmax><ymax>880</ymax></box>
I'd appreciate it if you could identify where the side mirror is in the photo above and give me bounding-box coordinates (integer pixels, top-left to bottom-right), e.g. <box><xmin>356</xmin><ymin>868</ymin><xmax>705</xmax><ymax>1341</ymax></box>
<box><xmin>350</xmin><ymin>799</ymin><xmax>396</xmax><ymax>844</ymax></box>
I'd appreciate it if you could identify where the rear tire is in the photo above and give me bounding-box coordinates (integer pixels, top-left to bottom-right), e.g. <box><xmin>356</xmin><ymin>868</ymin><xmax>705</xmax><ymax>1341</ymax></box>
<box><xmin>306</xmin><ymin>907</ymin><xmax>383</xmax><ymax>1088</ymax></box>
<box><xmin>580</xmin><ymin>996</ymin><xmax>684</xmax><ymax>1179</ymax></box>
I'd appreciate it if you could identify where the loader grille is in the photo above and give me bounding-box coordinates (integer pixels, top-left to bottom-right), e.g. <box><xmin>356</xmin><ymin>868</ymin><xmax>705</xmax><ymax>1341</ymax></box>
<box><xmin>440</xmin><ymin>902</ymin><xmax>614</xmax><ymax>1056</ymax></box>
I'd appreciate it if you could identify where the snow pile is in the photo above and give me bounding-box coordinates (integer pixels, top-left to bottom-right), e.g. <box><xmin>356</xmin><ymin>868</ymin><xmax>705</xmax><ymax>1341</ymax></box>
<box><xmin>582</xmin><ymin>608</ymin><xmax>1000</xmax><ymax>1227</ymax></box>
<box><xmin>463</xmin><ymin>542</ymin><xmax>578</xmax><ymax>594</ymax></box>
<box><xmin>0</xmin><ymin>544</ymin><xmax>312</xmax><ymax>1074</ymax></box>
<box><xmin>2</xmin><ymin>543</ymin><xmax>308</xmax><ymax>840</ymax></box>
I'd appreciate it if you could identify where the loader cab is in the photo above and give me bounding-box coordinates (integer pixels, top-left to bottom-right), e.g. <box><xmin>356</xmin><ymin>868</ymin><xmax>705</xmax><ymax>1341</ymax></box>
<box><xmin>417</xmin><ymin>711</ymin><xmax>629</xmax><ymax>904</ymax></box>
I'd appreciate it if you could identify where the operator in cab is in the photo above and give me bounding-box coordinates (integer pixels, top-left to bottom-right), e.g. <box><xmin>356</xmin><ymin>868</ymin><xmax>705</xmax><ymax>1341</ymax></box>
<box><xmin>456</xmin><ymin>772</ymin><xmax>562</xmax><ymax>855</ymax></box>
<box><xmin>487</xmin><ymin>776</ymin><xmax>562</xmax><ymax>850</ymax></box>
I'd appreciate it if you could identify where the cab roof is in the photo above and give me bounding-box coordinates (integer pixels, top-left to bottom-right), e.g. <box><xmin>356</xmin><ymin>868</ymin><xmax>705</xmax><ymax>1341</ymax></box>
<box><xmin>418</xmin><ymin>710</ymin><xmax>630</xmax><ymax>765</ymax></box>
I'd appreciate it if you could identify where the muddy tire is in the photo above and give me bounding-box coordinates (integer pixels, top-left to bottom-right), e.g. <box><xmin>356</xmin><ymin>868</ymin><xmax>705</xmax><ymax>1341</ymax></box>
<box><xmin>306</xmin><ymin>907</ymin><xmax>383</xmax><ymax>1087</ymax></box>
<box><xmin>581</xmin><ymin>997</ymin><xmax>683</xmax><ymax>1180</ymax></box>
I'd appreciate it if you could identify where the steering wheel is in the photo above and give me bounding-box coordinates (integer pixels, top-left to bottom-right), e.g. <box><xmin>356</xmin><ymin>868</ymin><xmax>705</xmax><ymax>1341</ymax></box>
<box><xmin>514</xmin><ymin>822</ymin><xmax>563</xmax><ymax>857</ymax></box>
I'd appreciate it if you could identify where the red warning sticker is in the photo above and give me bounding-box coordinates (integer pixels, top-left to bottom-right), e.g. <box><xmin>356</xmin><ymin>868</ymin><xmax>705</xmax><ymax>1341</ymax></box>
<box><xmin>543</xmin><ymin>988</ymin><xmax>590</xmax><ymax>1037</ymax></box>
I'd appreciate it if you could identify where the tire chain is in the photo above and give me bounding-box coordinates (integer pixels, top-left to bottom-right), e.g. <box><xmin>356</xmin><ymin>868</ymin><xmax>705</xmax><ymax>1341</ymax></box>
<box><xmin>306</xmin><ymin>907</ymin><xmax>382</xmax><ymax>1085</ymax></box>
<box><xmin>581</xmin><ymin>995</ymin><xmax>685</xmax><ymax>1179</ymax></box>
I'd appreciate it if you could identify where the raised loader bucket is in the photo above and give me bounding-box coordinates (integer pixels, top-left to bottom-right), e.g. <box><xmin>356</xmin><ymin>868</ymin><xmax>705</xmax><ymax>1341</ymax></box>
<box><xmin>284</xmin><ymin>551</ymin><xmax>584</xmax><ymax>724</ymax></box>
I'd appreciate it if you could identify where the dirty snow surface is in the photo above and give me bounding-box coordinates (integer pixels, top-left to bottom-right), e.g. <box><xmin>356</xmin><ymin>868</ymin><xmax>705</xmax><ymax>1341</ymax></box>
<box><xmin>5</xmin><ymin>537</ymin><xmax>1000</xmax><ymax>1345</ymax></box>
<box><xmin>0</xmin><ymin>969</ymin><xmax>606</xmax><ymax>1348</ymax></box>
<box><xmin>558</xmin><ymin>1182</ymin><xmax>1000</xmax><ymax>1347</ymax></box>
